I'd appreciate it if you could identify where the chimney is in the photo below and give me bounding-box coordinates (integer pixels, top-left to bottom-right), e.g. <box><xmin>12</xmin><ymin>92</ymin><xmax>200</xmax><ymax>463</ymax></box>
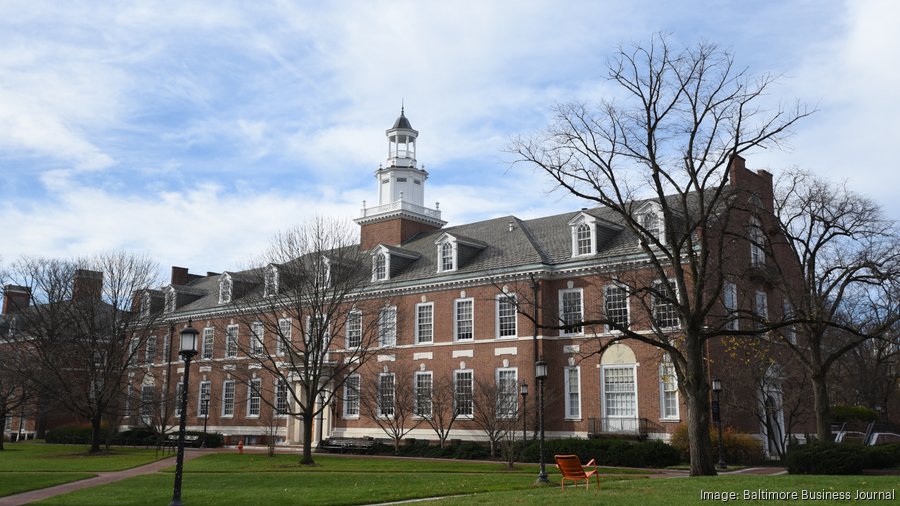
<box><xmin>73</xmin><ymin>269</ymin><xmax>103</xmax><ymax>301</ymax></box>
<box><xmin>2</xmin><ymin>285</ymin><xmax>31</xmax><ymax>315</ymax></box>
<box><xmin>171</xmin><ymin>266</ymin><xmax>189</xmax><ymax>286</ymax></box>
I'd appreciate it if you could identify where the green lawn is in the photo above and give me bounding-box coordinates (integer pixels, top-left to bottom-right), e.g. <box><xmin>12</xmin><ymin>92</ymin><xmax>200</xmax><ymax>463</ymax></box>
<box><xmin>0</xmin><ymin>473</ymin><xmax>95</xmax><ymax>497</ymax></box>
<box><xmin>0</xmin><ymin>442</ymin><xmax>167</xmax><ymax>472</ymax></box>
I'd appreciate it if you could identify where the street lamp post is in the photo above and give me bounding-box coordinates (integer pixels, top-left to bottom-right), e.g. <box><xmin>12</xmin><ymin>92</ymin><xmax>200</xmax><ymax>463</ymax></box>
<box><xmin>711</xmin><ymin>379</ymin><xmax>727</xmax><ymax>470</ymax></box>
<box><xmin>170</xmin><ymin>320</ymin><xmax>198</xmax><ymax>506</ymax></box>
<box><xmin>535</xmin><ymin>360</ymin><xmax>549</xmax><ymax>484</ymax></box>
<box><xmin>200</xmin><ymin>393</ymin><xmax>210</xmax><ymax>448</ymax></box>
<box><xmin>520</xmin><ymin>381</ymin><xmax>529</xmax><ymax>443</ymax></box>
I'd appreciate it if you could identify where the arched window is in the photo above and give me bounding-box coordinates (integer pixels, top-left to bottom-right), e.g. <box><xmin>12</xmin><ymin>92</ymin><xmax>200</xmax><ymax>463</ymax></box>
<box><xmin>373</xmin><ymin>254</ymin><xmax>387</xmax><ymax>281</ymax></box>
<box><xmin>750</xmin><ymin>217</ymin><xmax>766</xmax><ymax>266</ymax></box>
<box><xmin>576</xmin><ymin>223</ymin><xmax>592</xmax><ymax>255</ymax></box>
<box><xmin>440</xmin><ymin>241</ymin><xmax>454</xmax><ymax>271</ymax></box>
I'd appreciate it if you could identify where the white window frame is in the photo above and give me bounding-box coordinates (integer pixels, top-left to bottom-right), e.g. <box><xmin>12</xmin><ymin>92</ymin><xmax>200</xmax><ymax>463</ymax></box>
<box><xmin>174</xmin><ymin>381</ymin><xmax>183</xmax><ymax>417</ymax></box>
<box><xmin>161</xmin><ymin>333</ymin><xmax>170</xmax><ymax>364</ymax></box>
<box><xmin>723</xmin><ymin>282</ymin><xmax>739</xmax><ymax>331</ymax></box>
<box><xmin>247</xmin><ymin>379</ymin><xmax>261</xmax><ymax>417</ymax></box>
<box><xmin>275</xmin><ymin>379</ymin><xmax>289</xmax><ymax>417</ymax></box>
<box><xmin>250</xmin><ymin>322</ymin><xmax>264</xmax><ymax>355</ymax></box>
<box><xmin>198</xmin><ymin>381</ymin><xmax>211</xmax><ymax>417</ymax></box>
<box><xmin>164</xmin><ymin>288</ymin><xmax>176</xmax><ymax>313</ymax></box>
<box><xmin>601</xmin><ymin>365</ymin><xmax>638</xmax><ymax>419</ymax></box>
<box><xmin>140</xmin><ymin>291</ymin><xmax>151</xmax><ymax>318</ymax></box>
<box><xmin>315</xmin><ymin>256</ymin><xmax>331</xmax><ymax>289</ymax></box>
<box><xmin>652</xmin><ymin>280</ymin><xmax>680</xmax><ymax>330</ymax></box>
<box><xmin>755</xmin><ymin>290</ymin><xmax>769</xmax><ymax>330</ymax></box>
<box><xmin>225</xmin><ymin>324</ymin><xmax>239</xmax><ymax>358</ymax></box>
<box><xmin>438</xmin><ymin>240</ymin><xmax>456</xmax><ymax>273</ymax></box>
<box><xmin>346</xmin><ymin>310</ymin><xmax>362</xmax><ymax>349</ymax></box>
<box><xmin>575</xmin><ymin>223</ymin><xmax>593</xmax><ymax>255</ymax></box>
<box><xmin>783</xmin><ymin>300</ymin><xmax>797</xmax><ymax>344</ymax></box>
<box><xmin>145</xmin><ymin>335</ymin><xmax>157</xmax><ymax>364</ymax></box>
<box><xmin>496</xmin><ymin>293</ymin><xmax>518</xmax><ymax>339</ymax></box>
<box><xmin>222</xmin><ymin>380</ymin><xmax>235</xmax><ymax>417</ymax></box>
<box><xmin>201</xmin><ymin>327</ymin><xmax>214</xmax><ymax>360</ymax></box>
<box><xmin>496</xmin><ymin>368</ymin><xmax>518</xmax><ymax>419</ymax></box>
<box><xmin>378</xmin><ymin>306</ymin><xmax>397</xmax><ymax>347</ymax></box>
<box><xmin>219</xmin><ymin>275</ymin><xmax>232</xmax><ymax>304</ymax></box>
<box><xmin>454</xmin><ymin>298</ymin><xmax>474</xmax><ymax>341</ymax></box>
<box><xmin>559</xmin><ymin>288</ymin><xmax>583</xmax><ymax>336</ymax></box>
<box><xmin>277</xmin><ymin>318</ymin><xmax>291</xmax><ymax>356</ymax></box>
<box><xmin>453</xmin><ymin>369</ymin><xmax>474</xmax><ymax>418</ymax></box>
<box><xmin>564</xmin><ymin>366</ymin><xmax>581</xmax><ymax>420</ymax></box>
<box><xmin>415</xmin><ymin>302</ymin><xmax>434</xmax><ymax>344</ymax></box>
<box><xmin>377</xmin><ymin>373</ymin><xmax>395</xmax><ymax>418</ymax></box>
<box><xmin>641</xmin><ymin>211</ymin><xmax>662</xmax><ymax>244</ymax></box>
<box><xmin>372</xmin><ymin>253</ymin><xmax>388</xmax><ymax>281</ymax></box>
<box><xmin>264</xmin><ymin>265</ymin><xmax>279</xmax><ymax>298</ymax></box>
<box><xmin>414</xmin><ymin>371</ymin><xmax>433</xmax><ymax>418</ymax></box>
<box><xmin>343</xmin><ymin>374</ymin><xmax>360</xmax><ymax>418</ymax></box>
<box><xmin>659</xmin><ymin>358</ymin><xmax>679</xmax><ymax>420</ymax></box>
<box><xmin>750</xmin><ymin>216</ymin><xmax>766</xmax><ymax>267</ymax></box>
<box><xmin>604</xmin><ymin>284</ymin><xmax>629</xmax><ymax>333</ymax></box>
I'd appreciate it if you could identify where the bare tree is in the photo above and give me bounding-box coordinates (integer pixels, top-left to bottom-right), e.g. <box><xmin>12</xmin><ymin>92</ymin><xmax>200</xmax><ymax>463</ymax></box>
<box><xmin>513</xmin><ymin>35</ymin><xmax>809</xmax><ymax>475</ymax></box>
<box><xmin>0</xmin><ymin>346</ymin><xmax>32</xmax><ymax>450</ymax></box>
<box><xmin>359</xmin><ymin>363</ymin><xmax>421</xmax><ymax>454</ymax></box>
<box><xmin>3</xmin><ymin>252</ymin><xmax>161</xmax><ymax>453</ymax></box>
<box><xmin>420</xmin><ymin>376</ymin><xmax>462</xmax><ymax>449</ymax></box>
<box><xmin>229</xmin><ymin>217</ymin><xmax>389</xmax><ymax>465</ymax></box>
<box><xmin>770</xmin><ymin>169</ymin><xmax>900</xmax><ymax>440</ymax></box>
<box><xmin>471</xmin><ymin>374</ymin><xmax>520</xmax><ymax>459</ymax></box>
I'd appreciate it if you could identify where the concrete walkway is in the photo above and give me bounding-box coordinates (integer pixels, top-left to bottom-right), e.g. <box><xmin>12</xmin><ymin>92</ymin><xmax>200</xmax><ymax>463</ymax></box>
<box><xmin>0</xmin><ymin>449</ymin><xmax>213</xmax><ymax>506</ymax></box>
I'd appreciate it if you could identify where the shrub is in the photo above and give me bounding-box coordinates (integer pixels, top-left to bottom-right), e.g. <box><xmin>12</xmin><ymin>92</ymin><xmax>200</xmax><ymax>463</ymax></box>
<box><xmin>670</xmin><ymin>424</ymin><xmax>766</xmax><ymax>465</ymax></box>
<box><xmin>785</xmin><ymin>441</ymin><xmax>868</xmax><ymax>474</ymax></box>
<box><xmin>864</xmin><ymin>443</ymin><xmax>900</xmax><ymax>469</ymax></box>
<box><xmin>520</xmin><ymin>437</ymin><xmax>680</xmax><ymax>468</ymax></box>
<box><xmin>830</xmin><ymin>405</ymin><xmax>877</xmax><ymax>423</ymax></box>
<box><xmin>45</xmin><ymin>424</ymin><xmax>112</xmax><ymax>444</ymax></box>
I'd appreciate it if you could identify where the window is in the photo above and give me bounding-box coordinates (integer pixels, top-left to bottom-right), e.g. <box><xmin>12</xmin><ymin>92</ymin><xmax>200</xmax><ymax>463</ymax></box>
<box><xmin>264</xmin><ymin>266</ymin><xmax>279</xmax><ymax>297</ymax></box>
<box><xmin>219</xmin><ymin>275</ymin><xmax>232</xmax><ymax>304</ymax></box>
<box><xmin>343</xmin><ymin>375</ymin><xmax>360</xmax><ymax>418</ymax></box>
<box><xmin>250</xmin><ymin>322</ymin><xmax>264</xmax><ymax>355</ymax></box>
<box><xmin>723</xmin><ymin>282</ymin><xmax>739</xmax><ymax>331</ymax></box>
<box><xmin>277</xmin><ymin>319</ymin><xmax>291</xmax><ymax>355</ymax></box>
<box><xmin>162</xmin><ymin>334</ymin><xmax>170</xmax><ymax>364</ymax></box>
<box><xmin>275</xmin><ymin>379</ymin><xmax>289</xmax><ymax>416</ymax></box>
<box><xmin>603</xmin><ymin>366</ymin><xmax>636</xmax><ymax>417</ymax></box>
<box><xmin>315</xmin><ymin>257</ymin><xmax>330</xmax><ymax>289</ymax></box>
<box><xmin>652</xmin><ymin>280</ymin><xmax>680</xmax><ymax>330</ymax></box>
<box><xmin>416</xmin><ymin>303</ymin><xmax>434</xmax><ymax>344</ymax></box>
<box><xmin>497</xmin><ymin>368</ymin><xmax>518</xmax><ymax>419</ymax></box>
<box><xmin>165</xmin><ymin>289</ymin><xmax>176</xmax><ymax>313</ymax></box>
<box><xmin>124</xmin><ymin>377</ymin><xmax>133</xmax><ymax>415</ymax></box>
<box><xmin>378</xmin><ymin>373</ymin><xmax>395</xmax><ymax>418</ymax></box>
<box><xmin>140</xmin><ymin>291</ymin><xmax>151</xmax><ymax>318</ymax></box>
<box><xmin>755</xmin><ymin>291</ymin><xmax>768</xmax><ymax>330</ymax></box>
<box><xmin>225</xmin><ymin>325</ymin><xmax>239</xmax><ymax>358</ymax></box>
<box><xmin>576</xmin><ymin>223</ymin><xmax>592</xmax><ymax>255</ymax></box>
<box><xmin>174</xmin><ymin>382</ymin><xmax>183</xmax><ymax>417</ymax></box>
<box><xmin>378</xmin><ymin>307</ymin><xmax>397</xmax><ymax>347</ymax></box>
<box><xmin>306</xmin><ymin>314</ymin><xmax>329</xmax><ymax>353</ymax></box>
<box><xmin>497</xmin><ymin>294</ymin><xmax>517</xmax><ymax>338</ymax></box>
<box><xmin>564</xmin><ymin>366</ymin><xmax>581</xmax><ymax>419</ymax></box>
<box><xmin>145</xmin><ymin>335</ymin><xmax>157</xmax><ymax>364</ymax></box>
<box><xmin>346</xmin><ymin>311</ymin><xmax>362</xmax><ymax>349</ymax></box>
<box><xmin>559</xmin><ymin>289</ymin><xmax>583</xmax><ymax>335</ymax></box>
<box><xmin>454</xmin><ymin>370</ymin><xmax>474</xmax><ymax>417</ymax></box>
<box><xmin>201</xmin><ymin>327</ymin><xmax>214</xmax><ymax>360</ymax></box>
<box><xmin>750</xmin><ymin>217</ymin><xmax>766</xmax><ymax>266</ymax></box>
<box><xmin>415</xmin><ymin>371</ymin><xmax>432</xmax><ymax>417</ymax></box>
<box><xmin>454</xmin><ymin>298</ymin><xmax>474</xmax><ymax>341</ymax></box>
<box><xmin>373</xmin><ymin>253</ymin><xmax>387</xmax><ymax>281</ymax></box>
<box><xmin>641</xmin><ymin>212</ymin><xmax>661</xmax><ymax>243</ymax></box>
<box><xmin>222</xmin><ymin>380</ymin><xmax>235</xmax><ymax>417</ymax></box>
<box><xmin>783</xmin><ymin>300</ymin><xmax>796</xmax><ymax>344</ymax></box>
<box><xmin>604</xmin><ymin>285</ymin><xmax>628</xmax><ymax>332</ymax></box>
<box><xmin>140</xmin><ymin>384</ymin><xmax>154</xmax><ymax>420</ymax></box>
<box><xmin>128</xmin><ymin>336</ymin><xmax>139</xmax><ymax>365</ymax></box>
<box><xmin>199</xmin><ymin>381</ymin><xmax>211</xmax><ymax>417</ymax></box>
<box><xmin>247</xmin><ymin>379</ymin><xmax>261</xmax><ymax>417</ymax></box>
<box><xmin>439</xmin><ymin>241</ymin><xmax>455</xmax><ymax>272</ymax></box>
<box><xmin>659</xmin><ymin>358</ymin><xmax>679</xmax><ymax>419</ymax></box>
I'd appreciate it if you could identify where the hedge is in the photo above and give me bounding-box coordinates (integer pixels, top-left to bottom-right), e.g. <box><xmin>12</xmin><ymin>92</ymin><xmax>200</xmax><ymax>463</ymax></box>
<box><xmin>830</xmin><ymin>405</ymin><xmax>878</xmax><ymax>423</ymax></box>
<box><xmin>519</xmin><ymin>437</ymin><xmax>680</xmax><ymax>468</ymax></box>
<box><xmin>670</xmin><ymin>424</ymin><xmax>767</xmax><ymax>465</ymax></box>
<box><xmin>785</xmin><ymin>441</ymin><xmax>869</xmax><ymax>474</ymax></box>
<box><xmin>45</xmin><ymin>425</ymin><xmax>223</xmax><ymax>448</ymax></box>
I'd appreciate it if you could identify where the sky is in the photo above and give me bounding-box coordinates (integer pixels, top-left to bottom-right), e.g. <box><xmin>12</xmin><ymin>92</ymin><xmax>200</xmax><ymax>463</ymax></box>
<box><xmin>1</xmin><ymin>0</ymin><xmax>898</xmax><ymax>283</ymax></box>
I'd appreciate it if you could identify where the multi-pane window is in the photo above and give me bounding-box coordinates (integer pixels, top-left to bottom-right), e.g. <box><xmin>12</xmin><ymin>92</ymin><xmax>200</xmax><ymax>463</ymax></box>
<box><xmin>247</xmin><ymin>379</ymin><xmax>261</xmax><ymax>417</ymax></box>
<box><xmin>162</xmin><ymin>334</ymin><xmax>170</xmax><ymax>364</ymax></box>
<box><xmin>497</xmin><ymin>294</ymin><xmax>517</xmax><ymax>338</ymax></box>
<box><xmin>343</xmin><ymin>375</ymin><xmax>360</xmax><ymax>417</ymax></box>
<box><xmin>306</xmin><ymin>314</ymin><xmax>329</xmax><ymax>352</ymax></box>
<box><xmin>603</xmin><ymin>366</ymin><xmax>636</xmax><ymax>417</ymax></box>
<box><xmin>165</xmin><ymin>290</ymin><xmax>176</xmax><ymax>313</ymax></box>
<box><xmin>140</xmin><ymin>384</ymin><xmax>154</xmax><ymax>420</ymax></box>
<box><xmin>174</xmin><ymin>382</ymin><xmax>183</xmax><ymax>417</ymax></box>
<box><xmin>783</xmin><ymin>300</ymin><xmax>796</xmax><ymax>344</ymax></box>
<box><xmin>652</xmin><ymin>280</ymin><xmax>680</xmax><ymax>329</ymax></box>
<box><xmin>264</xmin><ymin>266</ymin><xmax>278</xmax><ymax>297</ymax></box>
<box><xmin>201</xmin><ymin>327</ymin><xmax>214</xmax><ymax>360</ymax></box>
<box><xmin>659</xmin><ymin>358</ymin><xmax>679</xmax><ymax>419</ymax></box>
<box><xmin>219</xmin><ymin>276</ymin><xmax>232</xmax><ymax>304</ymax></box>
<box><xmin>199</xmin><ymin>381</ymin><xmax>210</xmax><ymax>417</ymax></box>
<box><xmin>416</xmin><ymin>303</ymin><xmax>433</xmax><ymax>344</ymax></box>
<box><xmin>750</xmin><ymin>217</ymin><xmax>766</xmax><ymax>266</ymax></box>
<box><xmin>723</xmin><ymin>282</ymin><xmax>739</xmax><ymax>330</ymax></box>
<box><xmin>145</xmin><ymin>335</ymin><xmax>157</xmax><ymax>364</ymax></box>
<box><xmin>559</xmin><ymin>289</ymin><xmax>583</xmax><ymax>335</ymax></box>
<box><xmin>455</xmin><ymin>299</ymin><xmax>474</xmax><ymax>341</ymax></box>
<box><xmin>128</xmin><ymin>337</ymin><xmax>139</xmax><ymax>365</ymax></box>
<box><xmin>415</xmin><ymin>371</ymin><xmax>433</xmax><ymax>417</ymax></box>
<box><xmin>454</xmin><ymin>370</ymin><xmax>474</xmax><ymax>417</ymax></box>
<box><xmin>275</xmin><ymin>379</ymin><xmax>289</xmax><ymax>415</ymax></box>
<box><xmin>564</xmin><ymin>367</ymin><xmax>581</xmax><ymax>419</ymax></box>
<box><xmin>315</xmin><ymin>257</ymin><xmax>330</xmax><ymax>289</ymax></box>
<box><xmin>222</xmin><ymin>380</ymin><xmax>235</xmax><ymax>417</ymax></box>
<box><xmin>225</xmin><ymin>325</ymin><xmax>239</xmax><ymax>358</ymax></box>
<box><xmin>497</xmin><ymin>368</ymin><xmax>518</xmax><ymax>419</ymax></box>
<box><xmin>373</xmin><ymin>254</ymin><xmax>387</xmax><ymax>281</ymax></box>
<box><xmin>277</xmin><ymin>319</ymin><xmax>291</xmax><ymax>355</ymax></box>
<box><xmin>250</xmin><ymin>322</ymin><xmax>264</xmax><ymax>355</ymax></box>
<box><xmin>346</xmin><ymin>311</ymin><xmax>362</xmax><ymax>349</ymax></box>
<box><xmin>378</xmin><ymin>307</ymin><xmax>397</xmax><ymax>347</ymax></box>
<box><xmin>755</xmin><ymin>291</ymin><xmax>768</xmax><ymax>330</ymax></box>
<box><xmin>440</xmin><ymin>241</ymin><xmax>454</xmax><ymax>271</ymax></box>
<box><xmin>604</xmin><ymin>285</ymin><xmax>628</xmax><ymax>331</ymax></box>
<box><xmin>576</xmin><ymin>223</ymin><xmax>592</xmax><ymax>255</ymax></box>
<box><xmin>378</xmin><ymin>374</ymin><xmax>395</xmax><ymax>418</ymax></box>
<box><xmin>642</xmin><ymin>212</ymin><xmax>661</xmax><ymax>242</ymax></box>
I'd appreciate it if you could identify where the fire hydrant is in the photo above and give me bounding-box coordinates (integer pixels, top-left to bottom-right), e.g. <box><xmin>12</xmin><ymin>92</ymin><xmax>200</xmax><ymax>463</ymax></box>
<box><xmin>237</xmin><ymin>440</ymin><xmax>244</xmax><ymax>454</ymax></box>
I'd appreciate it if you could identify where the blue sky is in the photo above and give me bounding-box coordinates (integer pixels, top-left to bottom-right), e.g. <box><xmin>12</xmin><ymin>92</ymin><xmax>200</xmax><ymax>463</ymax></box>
<box><xmin>1</xmin><ymin>0</ymin><xmax>898</xmax><ymax>279</ymax></box>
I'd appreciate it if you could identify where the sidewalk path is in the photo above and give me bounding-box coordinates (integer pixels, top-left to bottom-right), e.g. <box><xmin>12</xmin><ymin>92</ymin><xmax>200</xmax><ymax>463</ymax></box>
<box><xmin>0</xmin><ymin>449</ymin><xmax>213</xmax><ymax>506</ymax></box>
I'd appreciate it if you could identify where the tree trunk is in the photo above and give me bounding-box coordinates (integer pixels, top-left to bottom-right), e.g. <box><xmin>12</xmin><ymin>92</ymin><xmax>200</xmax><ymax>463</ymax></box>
<box><xmin>89</xmin><ymin>416</ymin><xmax>103</xmax><ymax>454</ymax></box>
<box><xmin>811</xmin><ymin>373</ymin><xmax>831</xmax><ymax>441</ymax></box>
<box><xmin>394</xmin><ymin>438</ymin><xmax>400</xmax><ymax>455</ymax></box>
<box><xmin>683</xmin><ymin>344</ymin><xmax>716</xmax><ymax>476</ymax></box>
<box><xmin>300</xmin><ymin>413</ymin><xmax>315</xmax><ymax>465</ymax></box>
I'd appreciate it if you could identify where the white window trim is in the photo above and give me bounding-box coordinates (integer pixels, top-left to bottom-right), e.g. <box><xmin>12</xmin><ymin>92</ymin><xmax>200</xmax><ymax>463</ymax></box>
<box><xmin>659</xmin><ymin>359</ymin><xmax>680</xmax><ymax>421</ymax></box>
<box><xmin>495</xmin><ymin>293</ymin><xmax>518</xmax><ymax>339</ymax></box>
<box><xmin>378</xmin><ymin>306</ymin><xmax>397</xmax><ymax>347</ymax></box>
<box><xmin>652</xmin><ymin>279</ymin><xmax>681</xmax><ymax>331</ymax></box>
<box><xmin>277</xmin><ymin>318</ymin><xmax>291</xmax><ymax>356</ymax></box>
<box><xmin>496</xmin><ymin>367</ymin><xmax>518</xmax><ymax>420</ymax></box>
<box><xmin>343</xmin><ymin>374</ymin><xmax>360</xmax><ymax>419</ymax></box>
<box><xmin>221</xmin><ymin>380</ymin><xmax>235</xmax><ymax>418</ymax></box>
<box><xmin>750</xmin><ymin>216</ymin><xmax>766</xmax><ymax>267</ymax></box>
<box><xmin>225</xmin><ymin>324</ymin><xmax>239</xmax><ymax>358</ymax></box>
<box><xmin>415</xmin><ymin>302</ymin><xmax>434</xmax><ymax>344</ymax></box>
<box><xmin>414</xmin><ymin>371</ymin><xmax>433</xmax><ymax>419</ymax></box>
<box><xmin>372</xmin><ymin>252</ymin><xmax>390</xmax><ymax>281</ymax></box>
<box><xmin>218</xmin><ymin>274</ymin><xmax>233</xmax><ymax>304</ymax></box>
<box><xmin>164</xmin><ymin>287</ymin><xmax>176</xmax><ymax>313</ymax></box>
<box><xmin>453</xmin><ymin>369</ymin><xmax>475</xmax><ymax>419</ymax></box>
<box><xmin>783</xmin><ymin>300</ymin><xmax>797</xmax><ymax>344</ymax></box>
<box><xmin>437</xmin><ymin>239</ymin><xmax>457</xmax><ymax>273</ymax></box>
<box><xmin>600</xmin><ymin>364</ymin><xmax>639</xmax><ymax>419</ymax></box>
<box><xmin>250</xmin><ymin>322</ymin><xmax>264</xmax><ymax>355</ymax></box>
<box><xmin>346</xmin><ymin>310</ymin><xmax>362</xmax><ymax>349</ymax></box>
<box><xmin>558</xmin><ymin>288</ymin><xmax>584</xmax><ymax>336</ymax></box>
<box><xmin>274</xmin><ymin>379</ymin><xmax>289</xmax><ymax>418</ymax></box>
<box><xmin>247</xmin><ymin>379</ymin><xmax>261</xmax><ymax>418</ymax></box>
<box><xmin>453</xmin><ymin>298</ymin><xmax>475</xmax><ymax>342</ymax></box>
<box><xmin>564</xmin><ymin>366</ymin><xmax>582</xmax><ymax>420</ymax></box>
<box><xmin>377</xmin><ymin>372</ymin><xmax>396</xmax><ymax>419</ymax></box>
<box><xmin>724</xmin><ymin>282</ymin><xmax>739</xmax><ymax>331</ymax></box>
<box><xmin>198</xmin><ymin>381</ymin><xmax>211</xmax><ymax>418</ymax></box>
<box><xmin>264</xmin><ymin>265</ymin><xmax>279</xmax><ymax>298</ymax></box>
<box><xmin>604</xmin><ymin>284</ymin><xmax>629</xmax><ymax>334</ymax></box>
<box><xmin>201</xmin><ymin>327</ymin><xmax>214</xmax><ymax>360</ymax></box>
<box><xmin>569</xmin><ymin>214</ymin><xmax>597</xmax><ymax>257</ymax></box>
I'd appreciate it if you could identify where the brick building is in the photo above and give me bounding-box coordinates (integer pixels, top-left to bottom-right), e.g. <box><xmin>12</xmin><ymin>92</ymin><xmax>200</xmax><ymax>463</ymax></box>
<box><xmin>118</xmin><ymin>110</ymin><xmax>809</xmax><ymax>455</ymax></box>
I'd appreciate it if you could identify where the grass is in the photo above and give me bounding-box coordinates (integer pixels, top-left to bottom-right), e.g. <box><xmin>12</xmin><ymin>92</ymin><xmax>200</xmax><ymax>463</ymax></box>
<box><xmin>0</xmin><ymin>441</ymin><xmax>167</xmax><ymax>472</ymax></box>
<box><xmin>0</xmin><ymin>473</ymin><xmax>95</xmax><ymax>497</ymax></box>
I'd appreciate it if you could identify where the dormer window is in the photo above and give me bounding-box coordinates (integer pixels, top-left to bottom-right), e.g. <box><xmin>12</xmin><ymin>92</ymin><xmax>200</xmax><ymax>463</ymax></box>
<box><xmin>264</xmin><ymin>265</ymin><xmax>279</xmax><ymax>298</ymax></box>
<box><xmin>433</xmin><ymin>233</ymin><xmax>486</xmax><ymax>274</ymax></box>
<box><xmin>440</xmin><ymin>241</ymin><xmax>455</xmax><ymax>272</ymax></box>
<box><xmin>164</xmin><ymin>287</ymin><xmax>176</xmax><ymax>313</ymax></box>
<box><xmin>636</xmin><ymin>201</ymin><xmax>665</xmax><ymax>246</ymax></box>
<box><xmin>641</xmin><ymin>212</ymin><xmax>660</xmax><ymax>241</ymax></box>
<box><xmin>373</xmin><ymin>253</ymin><xmax>388</xmax><ymax>281</ymax></box>
<box><xmin>568</xmin><ymin>213</ymin><xmax>597</xmax><ymax>257</ymax></box>
<box><xmin>315</xmin><ymin>257</ymin><xmax>331</xmax><ymax>289</ymax></box>
<box><xmin>576</xmin><ymin>223</ymin><xmax>592</xmax><ymax>255</ymax></box>
<box><xmin>140</xmin><ymin>291</ymin><xmax>151</xmax><ymax>318</ymax></box>
<box><xmin>219</xmin><ymin>274</ymin><xmax>232</xmax><ymax>304</ymax></box>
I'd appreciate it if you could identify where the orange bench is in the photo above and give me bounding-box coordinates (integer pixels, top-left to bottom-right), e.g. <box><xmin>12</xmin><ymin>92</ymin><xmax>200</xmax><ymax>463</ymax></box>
<box><xmin>554</xmin><ymin>454</ymin><xmax>600</xmax><ymax>491</ymax></box>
